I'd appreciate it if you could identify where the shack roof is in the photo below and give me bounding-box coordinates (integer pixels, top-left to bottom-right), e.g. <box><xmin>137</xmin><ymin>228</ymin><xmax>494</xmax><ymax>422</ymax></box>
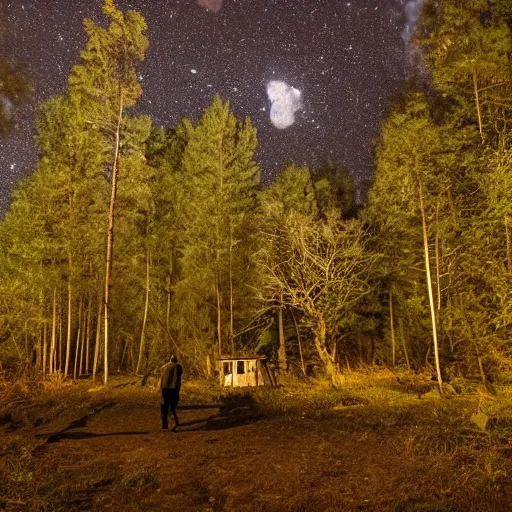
<box><xmin>217</xmin><ymin>355</ymin><xmax>266</xmax><ymax>361</ymax></box>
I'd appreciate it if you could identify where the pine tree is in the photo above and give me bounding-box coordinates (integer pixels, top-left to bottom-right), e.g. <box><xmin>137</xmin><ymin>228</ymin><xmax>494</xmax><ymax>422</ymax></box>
<box><xmin>67</xmin><ymin>0</ymin><xmax>148</xmax><ymax>385</ymax></box>
<box><xmin>177</xmin><ymin>95</ymin><xmax>260</xmax><ymax>363</ymax></box>
<box><xmin>312</xmin><ymin>160</ymin><xmax>356</xmax><ymax>219</ymax></box>
<box><xmin>364</xmin><ymin>91</ymin><xmax>447</xmax><ymax>381</ymax></box>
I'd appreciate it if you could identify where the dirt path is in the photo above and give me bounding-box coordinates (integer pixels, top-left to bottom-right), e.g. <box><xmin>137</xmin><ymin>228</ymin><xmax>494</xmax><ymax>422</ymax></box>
<box><xmin>2</xmin><ymin>385</ymin><xmax>510</xmax><ymax>512</ymax></box>
<box><xmin>19</xmin><ymin>393</ymin><xmax>455</xmax><ymax>512</ymax></box>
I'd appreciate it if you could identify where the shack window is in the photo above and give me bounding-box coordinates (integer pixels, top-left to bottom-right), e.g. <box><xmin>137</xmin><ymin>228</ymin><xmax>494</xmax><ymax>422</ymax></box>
<box><xmin>223</xmin><ymin>362</ymin><xmax>233</xmax><ymax>375</ymax></box>
<box><xmin>237</xmin><ymin>361</ymin><xmax>245</xmax><ymax>374</ymax></box>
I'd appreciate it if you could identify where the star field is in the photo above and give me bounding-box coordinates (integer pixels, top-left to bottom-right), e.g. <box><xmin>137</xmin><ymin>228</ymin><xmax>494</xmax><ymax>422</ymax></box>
<box><xmin>1</xmin><ymin>0</ymin><xmax>421</xmax><ymax>214</ymax></box>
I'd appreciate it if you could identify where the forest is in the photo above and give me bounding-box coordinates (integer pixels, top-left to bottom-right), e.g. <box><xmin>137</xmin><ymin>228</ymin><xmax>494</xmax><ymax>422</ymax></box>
<box><xmin>2</xmin><ymin>0</ymin><xmax>512</xmax><ymax>391</ymax></box>
<box><xmin>4</xmin><ymin>1</ymin><xmax>512</xmax><ymax>511</ymax></box>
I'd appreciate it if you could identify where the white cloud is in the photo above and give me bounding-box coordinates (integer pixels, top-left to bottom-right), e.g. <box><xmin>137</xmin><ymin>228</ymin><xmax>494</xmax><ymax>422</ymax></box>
<box><xmin>266</xmin><ymin>80</ymin><xmax>303</xmax><ymax>130</ymax></box>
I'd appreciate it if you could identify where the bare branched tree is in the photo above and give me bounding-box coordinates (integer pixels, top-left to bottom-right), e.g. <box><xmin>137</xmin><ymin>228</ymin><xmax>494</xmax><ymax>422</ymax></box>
<box><xmin>257</xmin><ymin>211</ymin><xmax>377</xmax><ymax>385</ymax></box>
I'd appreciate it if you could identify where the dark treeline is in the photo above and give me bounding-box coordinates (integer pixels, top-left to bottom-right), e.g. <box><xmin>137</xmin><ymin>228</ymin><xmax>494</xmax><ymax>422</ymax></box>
<box><xmin>2</xmin><ymin>0</ymin><xmax>512</xmax><ymax>388</ymax></box>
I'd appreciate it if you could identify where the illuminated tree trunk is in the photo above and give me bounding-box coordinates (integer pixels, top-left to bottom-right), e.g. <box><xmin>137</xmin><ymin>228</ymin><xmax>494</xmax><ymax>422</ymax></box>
<box><xmin>314</xmin><ymin>316</ymin><xmax>341</xmax><ymax>385</ymax></box>
<box><xmin>92</xmin><ymin>296</ymin><xmax>102</xmax><ymax>383</ymax></box>
<box><xmin>399</xmin><ymin>318</ymin><xmax>411</xmax><ymax>371</ymax></box>
<box><xmin>73</xmin><ymin>296</ymin><xmax>83</xmax><ymax>380</ymax></box>
<box><xmin>85</xmin><ymin>296</ymin><xmax>91</xmax><ymax>374</ymax></box>
<box><xmin>290</xmin><ymin>309</ymin><xmax>305</xmax><ymax>376</ymax></box>
<box><xmin>229</xmin><ymin>224</ymin><xmax>235</xmax><ymax>355</ymax></box>
<box><xmin>419</xmin><ymin>180</ymin><xmax>443</xmax><ymax>394</ymax></box>
<box><xmin>64</xmin><ymin>271</ymin><xmax>72</xmax><ymax>378</ymax></box>
<box><xmin>79</xmin><ymin>304</ymin><xmax>86</xmax><ymax>376</ymax></box>
<box><xmin>389</xmin><ymin>291</ymin><xmax>396</xmax><ymax>368</ymax></box>
<box><xmin>473</xmin><ymin>66</ymin><xmax>484</xmax><ymax>143</ymax></box>
<box><xmin>103</xmin><ymin>90</ymin><xmax>123</xmax><ymax>386</ymax></box>
<box><xmin>435</xmin><ymin>203</ymin><xmax>442</xmax><ymax>311</ymax></box>
<box><xmin>277</xmin><ymin>302</ymin><xmax>287</xmax><ymax>374</ymax></box>
<box><xmin>42</xmin><ymin>321</ymin><xmax>48</xmax><ymax>378</ymax></box>
<box><xmin>50</xmin><ymin>287</ymin><xmax>57</xmax><ymax>374</ymax></box>
<box><xmin>166</xmin><ymin>255</ymin><xmax>172</xmax><ymax>329</ymax></box>
<box><xmin>506</xmin><ymin>217</ymin><xmax>512</xmax><ymax>273</ymax></box>
<box><xmin>216</xmin><ymin>273</ymin><xmax>222</xmax><ymax>356</ymax></box>
<box><xmin>136</xmin><ymin>247</ymin><xmax>151</xmax><ymax>374</ymax></box>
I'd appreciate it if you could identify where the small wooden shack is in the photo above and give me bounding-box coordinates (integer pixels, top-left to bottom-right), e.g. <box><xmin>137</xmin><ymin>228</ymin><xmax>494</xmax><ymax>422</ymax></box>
<box><xmin>218</xmin><ymin>356</ymin><xmax>269</xmax><ymax>387</ymax></box>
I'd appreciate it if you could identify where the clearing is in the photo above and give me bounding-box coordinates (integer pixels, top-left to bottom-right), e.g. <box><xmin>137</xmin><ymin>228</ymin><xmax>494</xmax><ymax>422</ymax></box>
<box><xmin>1</xmin><ymin>375</ymin><xmax>512</xmax><ymax>511</ymax></box>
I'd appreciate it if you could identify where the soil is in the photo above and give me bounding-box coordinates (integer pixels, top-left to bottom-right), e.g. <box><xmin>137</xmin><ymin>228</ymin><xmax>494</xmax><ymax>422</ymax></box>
<box><xmin>1</xmin><ymin>378</ymin><xmax>511</xmax><ymax>512</ymax></box>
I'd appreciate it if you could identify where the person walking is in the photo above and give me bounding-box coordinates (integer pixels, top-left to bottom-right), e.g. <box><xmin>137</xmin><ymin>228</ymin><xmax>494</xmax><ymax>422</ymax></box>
<box><xmin>160</xmin><ymin>355</ymin><xmax>183</xmax><ymax>432</ymax></box>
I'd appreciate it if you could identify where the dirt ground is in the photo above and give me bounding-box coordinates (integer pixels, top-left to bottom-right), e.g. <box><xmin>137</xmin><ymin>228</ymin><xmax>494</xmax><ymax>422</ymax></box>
<box><xmin>1</xmin><ymin>378</ymin><xmax>512</xmax><ymax>512</ymax></box>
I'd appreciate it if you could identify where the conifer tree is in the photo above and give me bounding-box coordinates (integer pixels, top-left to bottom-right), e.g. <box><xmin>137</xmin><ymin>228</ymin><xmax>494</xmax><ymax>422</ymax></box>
<box><xmin>365</xmin><ymin>91</ymin><xmax>448</xmax><ymax>379</ymax></box>
<box><xmin>178</xmin><ymin>95</ymin><xmax>260</xmax><ymax>362</ymax></box>
<box><xmin>67</xmin><ymin>0</ymin><xmax>148</xmax><ymax>384</ymax></box>
<box><xmin>312</xmin><ymin>160</ymin><xmax>356</xmax><ymax>219</ymax></box>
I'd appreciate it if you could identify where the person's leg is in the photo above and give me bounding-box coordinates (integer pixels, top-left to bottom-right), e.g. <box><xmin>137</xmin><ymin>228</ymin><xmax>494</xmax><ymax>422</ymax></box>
<box><xmin>169</xmin><ymin>390</ymin><xmax>179</xmax><ymax>432</ymax></box>
<box><xmin>170</xmin><ymin>407</ymin><xmax>179</xmax><ymax>432</ymax></box>
<box><xmin>161</xmin><ymin>390</ymin><xmax>170</xmax><ymax>429</ymax></box>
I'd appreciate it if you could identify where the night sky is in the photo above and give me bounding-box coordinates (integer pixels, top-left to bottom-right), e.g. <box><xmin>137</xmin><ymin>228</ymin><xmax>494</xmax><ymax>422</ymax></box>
<box><xmin>1</xmin><ymin>0</ymin><xmax>424</xmax><ymax>214</ymax></box>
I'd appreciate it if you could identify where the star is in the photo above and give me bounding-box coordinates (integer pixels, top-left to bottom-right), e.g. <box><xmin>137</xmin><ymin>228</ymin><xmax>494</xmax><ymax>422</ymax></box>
<box><xmin>1</xmin><ymin>0</ymin><xmax>411</xmax><ymax>214</ymax></box>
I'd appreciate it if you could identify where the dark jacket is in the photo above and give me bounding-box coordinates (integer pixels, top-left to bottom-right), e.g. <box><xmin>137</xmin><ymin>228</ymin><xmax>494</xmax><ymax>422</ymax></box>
<box><xmin>160</xmin><ymin>362</ymin><xmax>183</xmax><ymax>390</ymax></box>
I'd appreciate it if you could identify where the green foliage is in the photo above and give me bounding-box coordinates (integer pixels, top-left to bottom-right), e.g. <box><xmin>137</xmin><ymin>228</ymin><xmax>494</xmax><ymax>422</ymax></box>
<box><xmin>173</xmin><ymin>95</ymin><xmax>261</xmax><ymax>361</ymax></box>
<box><xmin>4</xmin><ymin>0</ymin><xmax>512</xmax><ymax>385</ymax></box>
<box><xmin>364</xmin><ymin>0</ymin><xmax>512</xmax><ymax>379</ymax></box>
<box><xmin>312</xmin><ymin>160</ymin><xmax>356</xmax><ymax>219</ymax></box>
<box><xmin>261</xmin><ymin>163</ymin><xmax>318</xmax><ymax>218</ymax></box>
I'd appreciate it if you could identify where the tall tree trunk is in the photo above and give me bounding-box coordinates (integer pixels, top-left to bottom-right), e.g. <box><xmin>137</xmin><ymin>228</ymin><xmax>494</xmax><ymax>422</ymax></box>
<box><xmin>399</xmin><ymin>318</ymin><xmax>411</xmax><ymax>371</ymax></box>
<box><xmin>419</xmin><ymin>180</ymin><xmax>443</xmax><ymax>394</ymax></box>
<box><xmin>277</xmin><ymin>301</ymin><xmax>287</xmax><ymax>374</ymax></box>
<box><xmin>58</xmin><ymin>310</ymin><xmax>63</xmax><ymax>372</ymax></box>
<box><xmin>92</xmin><ymin>296</ymin><xmax>102</xmax><ymax>383</ymax></box>
<box><xmin>166</xmin><ymin>254</ymin><xmax>172</xmax><ymax>329</ymax></box>
<box><xmin>229</xmin><ymin>224</ymin><xmax>235</xmax><ymax>355</ymax></box>
<box><xmin>103</xmin><ymin>90</ymin><xmax>124</xmax><ymax>386</ymax></box>
<box><xmin>85</xmin><ymin>295</ymin><xmax>91</xmax><ymax>374</ymax></box>
<box><xmin>216</xmin><ymin>273</ymin><xmax>222</xmax><ymax>356</ymax></box>
<box><xmin>314</xmin><ymin>315</ymin><xmax>341</xmax><ymax>386</ymax></box>
<box><xmin>215</xmin><ymin>132</ymin><xmax>224</xmax><ymax>357</ymax></box>
<box><xmin>435</xmin><ymin>202</ymin><xmax>442</xmax><ymax>311</ymax></box>
<box><xmin>119</xmin><ymin>340</ymin><xmax>129</xmax><ymax>371</ymax></box>
<box><xmin>79</xmin><ymin>307</ymin><xmax>86</xmax><ymax>377</ymax></box>
<box><xmin>64</xmin><ymin>274</ymin><xmax>72</xmax><ymax>378</ymax></box>
<box><xmin>290</xmin><ymin>309</ymin><xmax>305</xmax><ymax>376</ymax></box>
<box><xmin>73</xmin><ymin>296</ymin><xmax>83</xmax><ymax>380</ymax></box>
<box><xmin>136</xmin><ymin>247</ymin><xmax>151</xmax><ymax>374</ymax></box>
<box><xmin>389</xmin><ymin>291</ymin><xmax>396</xmax><ymax>368</ymax></box>
<box><xmin>473</xmin><ymin>66</ymin><xmax>484</xmax><ymax>143</ymax></box>
<box><xmin>42</xmin><ymin>321</ymin><xmax>48</xmax><ymax>378</ymax></box>
<box><xmin>506</xmin><ymin>217</ymin><xmax>512</xmax><ymax>273</ymax></box>
<box><xmin>50</xmin><ymin>287</ymin><xmax>57</xmax><ymax>374</ymax></box>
